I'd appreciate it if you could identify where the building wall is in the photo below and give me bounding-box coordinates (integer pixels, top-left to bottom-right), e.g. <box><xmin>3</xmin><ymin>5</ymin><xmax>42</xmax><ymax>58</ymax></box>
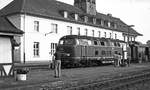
<box><xmin>0</xmin><ymin>37</ymin><xmax>12</xmax><ymax>63</ymax></box>
<box><xmin>0</xmin><ymin>36</ymin><xmax>13</xmax><ymax>77</ymax></box>
<box><xmin>8</xmin><ymin>14</ymin><xmax>124</xmax><ymax>63</ymax></box>
<box><xmin>7</xmin><ymin>14</ymin><xmax>22</xmax><ymax>63</ymax></box>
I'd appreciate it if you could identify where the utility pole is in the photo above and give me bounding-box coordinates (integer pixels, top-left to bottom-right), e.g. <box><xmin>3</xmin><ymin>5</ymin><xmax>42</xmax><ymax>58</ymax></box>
<box><xmin>126</xmin><ymin>25</ymin><xmax>134</xmax><ymax>66</ymax></box>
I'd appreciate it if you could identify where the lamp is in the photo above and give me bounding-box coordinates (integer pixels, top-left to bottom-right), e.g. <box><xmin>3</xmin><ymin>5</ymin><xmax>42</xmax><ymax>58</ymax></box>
<box><xmin>12</xmin><ymin>39</ymin><xmax>21</xmax><ymax>50</ymax></box>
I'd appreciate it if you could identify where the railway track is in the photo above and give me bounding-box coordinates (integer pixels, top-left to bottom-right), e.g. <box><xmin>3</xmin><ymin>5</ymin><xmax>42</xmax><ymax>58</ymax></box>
<box><xmin>58</xmin><ymin>71</ymin><xmax>150</xmax><ymax>90</ymax></box>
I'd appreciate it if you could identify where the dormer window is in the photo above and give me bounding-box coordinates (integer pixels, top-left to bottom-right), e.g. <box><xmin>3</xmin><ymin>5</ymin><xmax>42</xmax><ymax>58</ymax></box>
<box><xmin>63</xmin><ymin>11</ymin><xmax>68</xmax><ymax>18</ymax></box>
<box><xmin>74</xmin><ymin>13</ymin><xmax>78</xmax><ymax>20</ymax></box>
<box><xmin>114</xmin><ymin>24</ymin><xmax>117</xmax><ymax>29</ymax></box>
<box><xmin>84</xmin><ymin>16</ymin><xmax>88</xmax><ymax>23</ymax></box>
<box><xmin>110</xmin><ymin>22</ymin><xmax>115</xmax><ymax>28</ymax></box>
<box><xmin>108</xmin><ymin>22</ymin><xmax>111</xmax><ymax>27</ymax></box>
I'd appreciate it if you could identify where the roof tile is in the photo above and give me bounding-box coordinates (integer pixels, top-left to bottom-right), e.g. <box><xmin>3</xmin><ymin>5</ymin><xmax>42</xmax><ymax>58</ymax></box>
<box><xmin>0</xmin><ymin>0</ymin><xmax>142</xmax><ymax>36</ymax></box>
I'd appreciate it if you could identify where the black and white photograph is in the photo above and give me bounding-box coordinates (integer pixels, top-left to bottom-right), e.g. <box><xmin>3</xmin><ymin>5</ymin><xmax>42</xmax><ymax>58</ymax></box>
<box><xmin>0</xmin><ymin>0</ymin><xmax>150</xmax><ymax>90</ymax></box>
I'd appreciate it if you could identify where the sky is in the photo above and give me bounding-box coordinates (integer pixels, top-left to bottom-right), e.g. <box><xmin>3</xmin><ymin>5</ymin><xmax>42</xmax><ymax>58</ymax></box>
<box><xmin>0</xmin><ymin>0</ymin><xmax>150</xmax><ymax>44</ymax></box>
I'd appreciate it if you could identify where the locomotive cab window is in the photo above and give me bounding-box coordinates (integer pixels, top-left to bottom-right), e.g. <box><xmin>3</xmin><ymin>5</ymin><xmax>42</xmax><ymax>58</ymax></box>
<box><xmin>59</xmin><ymin>39</ymin><xmax>76</xmax><ymax>45</ymax></box>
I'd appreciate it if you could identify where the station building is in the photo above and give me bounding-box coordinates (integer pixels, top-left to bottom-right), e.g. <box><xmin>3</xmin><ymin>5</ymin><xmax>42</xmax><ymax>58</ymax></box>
<box><xmin>0</xmin><ymin>0</ymin><xmax>142</xmax><ymax>63</ymax></box>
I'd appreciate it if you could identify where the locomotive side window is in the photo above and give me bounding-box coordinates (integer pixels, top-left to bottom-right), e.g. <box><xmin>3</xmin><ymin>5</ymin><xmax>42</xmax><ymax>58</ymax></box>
<box><xmin>114</xmin><ymin>42</ymin><xmax>117</xmax><ymax>47</ymax></box>
<box><xmin>95</xmin><ymin>50</ymin><xmax>99</xmax><ymax>56</ymax></box>
<box><xmin>114</xmin><ymin>51</ymin><xmax>118</xmax><ymax>54</ymax></box>
<box><xmin>94</xmin><ymin>41</ymin><xmax>98</xmax><ymax>45</ymax></box>
<box><xmin>79</xmin><ymin>39</ymin><xmax>91</xmax><ymax>46</ymax></box>
<box><xmin>102</xmin><ymin>50</ymin><xmax>106</xmax><ymax>55</ymax></box>
<box><xmin>100</xmin><ymin>41</ymin><xmax>105</xmax><ymax>46</ymax></box>
<box><xmin>117</xmin><ymin>42</ymin><xmax>121</xmax><ymax>47</ymax></box>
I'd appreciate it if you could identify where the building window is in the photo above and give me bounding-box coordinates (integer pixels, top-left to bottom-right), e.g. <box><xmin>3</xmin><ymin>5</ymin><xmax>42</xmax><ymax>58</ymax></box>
<box><xmin>114</xmin><ymin>24</ymin><xmax>117</xmax><ymax>29</ymax></box>
<box><xmin>77</xmin><ymin>27</ymin><xmax>80</xmax><ymax>35</ymax></box>
<box><xmin>51</xmin><ymin>23</ymin><xmax>58</xmax><ymax>33</ymax></box>
<box><xmin>92</xmin><ymin>30</ymin><xmax>95</xmax><ymax>37</ymax></box>
<box><xmin>75</xmin><ymin>14</ymin><xmax>78</xmax><ymax>20</ymax></box>
<box><xmin>110</xmin><ymin>33</ymin><xmax>112</xmax><ymax>38</ymax></box>
<box><xmin>104</xmin><ymin>32</ymin><xmax>106</xmax><ymax>38</ymax></box>
<box><xmin>98</xmin><ymin>31</ymin><xmax>101</xmax><ymax>37</ymax></box>
<box><xmin>64</xmin><ymin>11</ymin><xmax>68</xmax><ymax>18</ymax></box>
<box><xmin>67</xmin><ymin>26</ymin><xmax>72</xmax><ymax>35</ymax></box>
<box><xmin>115</xmin><ymin>34</ymin><xmax>117</xmax><ymax>39</ymax></box>
<box><xmin>101</xmin><ymin>20</ymin><xmax>104</xmax><ymax>26</ymax></box>
<box><xmin>33</xmin><ymin>42</ymin><xmax>40</xmax><ymax>57</ymax></box>
<box><xmin>93</xmin><ymin>18</ymin><xmax>96</xmax><ymax>24</ymax></box>
<box><xmin>50</xmin><ymin>43</ymin><xmax>57</xmax><ymax>55</ymax></box>
<box><xmin>85</xmin><ymin>29</ymin><xmax>88</xmax><ymax>36</ymax></box>
<box><xmin>84</xmin><ymin>16</ymin><xmax>88</xmax><ymax>23</ymax></box>
<box><xmin>34</xmin><ymin>21</ymin><xmax>39</xmax><ymax>32</ymax></box>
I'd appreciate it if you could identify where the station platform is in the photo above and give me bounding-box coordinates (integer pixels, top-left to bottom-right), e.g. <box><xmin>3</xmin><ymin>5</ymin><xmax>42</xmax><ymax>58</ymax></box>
<box><xmin>1</xmin><ymin>63</ymin><xmax>150</xmax><ymax>90</ymax></box>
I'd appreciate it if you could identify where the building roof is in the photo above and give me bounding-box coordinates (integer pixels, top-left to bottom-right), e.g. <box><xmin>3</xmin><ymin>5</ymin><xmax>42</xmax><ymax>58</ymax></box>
<box><xmin>0</xmin><ymin>16</ymin><xmax>24</xmax><ymax>35</ymax></box>
<box><xmin>0</xmin><ymin>0</ymin><xmax>142</xmax><ymax>36</ymax></box>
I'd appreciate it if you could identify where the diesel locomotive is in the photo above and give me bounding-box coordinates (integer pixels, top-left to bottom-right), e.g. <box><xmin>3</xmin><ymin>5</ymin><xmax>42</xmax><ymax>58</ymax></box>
<box><xmin>56</xmin><ymin>35</ymin><xmax>130</xmax><ymax>67</ymax></box>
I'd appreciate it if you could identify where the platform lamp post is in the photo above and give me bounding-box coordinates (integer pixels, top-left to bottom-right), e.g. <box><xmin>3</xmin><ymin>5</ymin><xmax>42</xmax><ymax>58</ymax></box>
<box><xmin>126</xmin><ymin>25</ymin><xmax>134</xmax><ymax>66</ymax></box>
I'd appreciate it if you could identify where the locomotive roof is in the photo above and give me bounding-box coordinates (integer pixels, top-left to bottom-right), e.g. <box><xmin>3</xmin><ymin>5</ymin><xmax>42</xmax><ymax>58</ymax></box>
<box><xmin>60</xmin><ymin>35</ymin><xmax>125</xmax><ymax>43</ymax></box>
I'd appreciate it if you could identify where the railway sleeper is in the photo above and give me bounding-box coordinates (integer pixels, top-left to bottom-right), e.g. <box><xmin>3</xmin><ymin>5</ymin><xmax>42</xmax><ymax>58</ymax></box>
<box><xmin>64</xmin><ymin>72</ymin><xmax>150</xmax><ymax>90</ymax></box>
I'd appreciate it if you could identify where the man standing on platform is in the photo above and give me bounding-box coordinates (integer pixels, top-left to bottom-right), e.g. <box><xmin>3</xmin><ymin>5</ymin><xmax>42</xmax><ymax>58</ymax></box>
<box><xmin>54</xmin><ymin>49</ymin><xmax>69</xmax><ymax>78</ymax></box>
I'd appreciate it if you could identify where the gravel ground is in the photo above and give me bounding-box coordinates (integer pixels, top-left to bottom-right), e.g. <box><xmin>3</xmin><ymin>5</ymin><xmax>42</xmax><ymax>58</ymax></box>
<box><xmin>0</xmin><ymin>62</ymin><xmax>150</xmax><ymax>89</ymax></box>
